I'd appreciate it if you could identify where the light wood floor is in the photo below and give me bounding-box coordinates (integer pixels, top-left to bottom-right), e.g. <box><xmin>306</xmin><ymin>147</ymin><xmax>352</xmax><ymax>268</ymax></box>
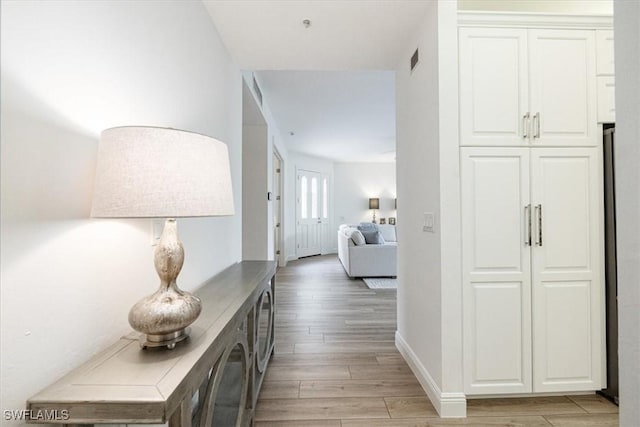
<box><xmin>255</xmin><ymin>255</ymin><xmax>618</xmax><ymax>426</ymax></box>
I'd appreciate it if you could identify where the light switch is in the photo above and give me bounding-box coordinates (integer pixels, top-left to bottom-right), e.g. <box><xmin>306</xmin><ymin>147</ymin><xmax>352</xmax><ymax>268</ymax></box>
<box><xmin>423</xmin><ymin>212</ymin><xmax>435</xmax><ymax>233</ymax></box>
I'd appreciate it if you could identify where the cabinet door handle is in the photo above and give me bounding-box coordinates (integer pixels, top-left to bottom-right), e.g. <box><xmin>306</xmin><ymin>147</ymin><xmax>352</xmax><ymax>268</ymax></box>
<box><xmin>524</xmin><ymin>204</ymin><xmax>532</xmax><ymax>246</ymax></box>
<box><xmin>522</xmin><ymin>113</ymin><xmax>530</xmax><ymax>139</ymax></box>
<box><xmin>535</xmin><ymin>204</ymin><xmax>543</xmax><ymax>246</ymax></box>
<box><xmin>533</xmin><ymin>113</ymin><xmax>540</xmax><ymax>139</ymax></box>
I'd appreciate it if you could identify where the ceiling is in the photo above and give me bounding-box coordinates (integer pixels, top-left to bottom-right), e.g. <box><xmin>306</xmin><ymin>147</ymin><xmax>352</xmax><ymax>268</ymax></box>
<box><xmin>204</xmin><ymin>1</ymin><xmax>430</xmax><ymax>70</ymax></box>
<box><xmin>204</xmin><ymin>1</ymin><xmax>431</xmax><ymax>163</ymax></box>
<box><xmin>255</xmin><ymin>70</ymin><xmax>396</xmax><ymax>162</ymax></box>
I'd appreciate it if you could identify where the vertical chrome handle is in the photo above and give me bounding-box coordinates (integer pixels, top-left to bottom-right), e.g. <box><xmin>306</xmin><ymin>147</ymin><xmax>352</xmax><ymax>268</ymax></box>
<box><xmin>533</xmin><ymin>113</ymin><xmax>540</xmax><ymax>139</ymax></box>
<box><xmin>535</xmin><ymin>204</ymin><xmax>543</xmax><ymax>246</ymax></box>
<box><xmin>524</xmin><ymin>204</ymin><xmax>532</xmax><ymax>246</ymax></box>
<box><xmin>522</xmin><ymin>113</ymin><xmax>530</xmax><ymax>139</ymax></box>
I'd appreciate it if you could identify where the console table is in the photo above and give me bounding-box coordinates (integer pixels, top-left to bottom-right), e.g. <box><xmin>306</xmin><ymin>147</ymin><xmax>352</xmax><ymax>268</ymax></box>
<box><xmin>27</xmin><ymin>261</ymin><xmax>276</xmax><ymax>426</ymax></box>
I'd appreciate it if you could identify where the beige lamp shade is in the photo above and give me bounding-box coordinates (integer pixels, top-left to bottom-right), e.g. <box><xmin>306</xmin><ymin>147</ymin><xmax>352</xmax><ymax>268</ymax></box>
<box><xmin>368</xmin><ymin>198</ymin><xmax>380</xmax><ymax>210</ymax></box>
<box><xmin>91</xmin><ymin>126</ymin><xmax>235</xmax><ymax>218</ymax></box>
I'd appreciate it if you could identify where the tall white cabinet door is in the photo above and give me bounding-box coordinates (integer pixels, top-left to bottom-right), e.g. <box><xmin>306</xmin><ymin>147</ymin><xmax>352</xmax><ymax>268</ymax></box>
<box><xmin>461</xmin><ymin>148</ymin><xmax>532</xmax><ymax>394</ymax></box>
<box><xmin>530</xmin><ymin>148</ymin><xmax>603</xmax><ymax>392</ymax></box>
<box><xmin>529</xmin><ymin>30</ymin><xmax>598</xmax><ymax>146</ymax></box>
<box><xmin>459</xmin><ymin>28</ymin><xmax>529</xmax><ymax>146</ymax></box>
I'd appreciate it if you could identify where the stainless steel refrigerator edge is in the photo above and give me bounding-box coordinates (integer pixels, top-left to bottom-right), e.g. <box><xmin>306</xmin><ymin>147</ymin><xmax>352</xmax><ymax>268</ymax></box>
<box><xmin>600</xmin><ymin>125</ymin><xmax>619</xmax><ymax>404</ymax></box>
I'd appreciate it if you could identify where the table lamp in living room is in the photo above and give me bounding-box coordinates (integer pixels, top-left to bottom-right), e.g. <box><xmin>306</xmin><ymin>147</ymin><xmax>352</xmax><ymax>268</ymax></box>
<box><xmin>91</xmin><ymin>126</ymin><xmax>234</xmax><ymax>349</ymax></box>
<box><xmin>369</xmin><ymin>198</ymin><xmax>379</xmax><ymax>223</ymax></box>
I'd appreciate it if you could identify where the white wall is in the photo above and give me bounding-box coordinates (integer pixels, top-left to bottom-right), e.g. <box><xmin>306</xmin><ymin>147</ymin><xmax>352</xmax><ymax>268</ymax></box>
<box><xmin>0</xmin><ymin>1</ymin><xmax>242</xmax><ymax>420</ymax></box>
<box><xmin>614</xmin><ymin>1</ymin><xmax>640</xmax><ymax>425</ymax></box>
<box><xmin>395</xmin><ymin>0</ymin><xmax>444</xmax><ymax>404</ymax></box>
<box><xmin>334</xmin><ymin>162</ymin><xmax>397</xmax><ymax>228</ymax></box>
<box><xmin>242</xmin><ymin>121</ymin><xmax>269</xmax><ymax>260</ymax></box>
<box><xmin>242</xmin><ymin>72</ymin><xmax>292</xmax><ymax>265</ymax></box>
<box><xmin>395</xmin><ymin>0</ymin><xmax>464</xmax><ymax>417</ymax></box>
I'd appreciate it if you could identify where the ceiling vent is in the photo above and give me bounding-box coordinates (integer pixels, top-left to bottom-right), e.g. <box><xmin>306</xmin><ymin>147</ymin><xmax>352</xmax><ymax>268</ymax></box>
<box><xmin>253</xmin><ymin>75</ymin><xmax>263</xmax><ymax>107</ymax></box>
<box><xmin>410</xmin><ymin>48</ymin><xmax>419</xmax><ymax>72</ymax></box>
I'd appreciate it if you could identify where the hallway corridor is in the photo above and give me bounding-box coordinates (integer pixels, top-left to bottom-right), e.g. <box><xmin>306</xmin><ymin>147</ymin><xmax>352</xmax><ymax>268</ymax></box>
<box><xmin>255</xmin><ymin>255</ymin><xmax>618</xmax><ymax>426</ymax></box>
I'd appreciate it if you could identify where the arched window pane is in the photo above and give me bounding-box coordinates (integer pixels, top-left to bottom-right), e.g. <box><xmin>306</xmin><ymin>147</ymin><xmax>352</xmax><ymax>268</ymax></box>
<box><xmin>300</xmin><ymin>176</ymin><xmax>307</xmax><ymax>219</ymax></box>
<box><xmin>311</xmin><ymin>177</ymin><xmax>318</xmax><ymax>219</ymax></box>
<box><xmin>323</xmin><ymin>178</ymin><xmax>328</xmax><ymax>219</ymax></box>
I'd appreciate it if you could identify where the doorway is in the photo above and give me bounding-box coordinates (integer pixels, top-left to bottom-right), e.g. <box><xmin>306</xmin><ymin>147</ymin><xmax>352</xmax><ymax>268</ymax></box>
<box><xmin>296</xmin><ymin>169</ymin><xmax>329</xmax><ymax>258</ymax></box>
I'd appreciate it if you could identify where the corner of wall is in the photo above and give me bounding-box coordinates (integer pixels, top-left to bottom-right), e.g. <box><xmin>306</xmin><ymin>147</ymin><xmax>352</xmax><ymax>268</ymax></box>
<box><xmin>396</xmin><ymin>331</ymin><xmax>466</xmax><ymax>417</ymax></box>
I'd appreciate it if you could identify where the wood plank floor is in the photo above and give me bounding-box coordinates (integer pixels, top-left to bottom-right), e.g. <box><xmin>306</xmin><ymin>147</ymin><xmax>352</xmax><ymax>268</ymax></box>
<box><xmin>255</xmin><ymin>255</ymin><xmax>619</xmax><ymax>426</ymax></box>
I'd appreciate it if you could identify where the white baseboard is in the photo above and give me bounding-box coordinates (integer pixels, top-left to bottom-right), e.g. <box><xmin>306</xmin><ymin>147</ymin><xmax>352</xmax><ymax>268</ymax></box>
<box><xmin>286</xmin><ymin>255</ymin><xmax>297</xmax><ymax>263</ymax></box>
<box><xmin>395</xmin><ymin>331</ymin><xmax>467</xmax><ymax>418</ymax></box>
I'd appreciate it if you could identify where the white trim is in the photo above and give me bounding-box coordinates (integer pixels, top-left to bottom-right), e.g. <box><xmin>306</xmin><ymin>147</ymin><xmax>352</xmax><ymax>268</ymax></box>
<box><xmin>395</xmin><ymin>331</ymin><xmax>467</xmax><ymax>418</ymax></box>
<box><xmin>285</xmin><ymin>255</ymin><xmax>297</xmax><ymax>264</ymax></box>
<box><xmin>466</xmin><ymin>391</ymin><xmax>593</xmax><ymax>399</ymax></box>
<box><xmin>458</xmin><ymin>11</ymin><xmax>613</xmax><ymax>29</ymax></box>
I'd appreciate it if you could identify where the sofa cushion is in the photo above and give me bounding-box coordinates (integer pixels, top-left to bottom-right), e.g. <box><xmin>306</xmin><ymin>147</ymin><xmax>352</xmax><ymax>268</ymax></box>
<box><xmin>362</xmin><ymin>230</ymin><xmax>385</xmax><ymax>245</ymax></box>
<box><xmin>377</xmin><ymin>224</ymin><xmax>397</xmax><ymax>242</ymax></box>
<box><xmin>358</xmin><ymin>222</ymin><xmax>378</xmax><ymax>233</ymax></box>
<box><xmin>349</xmin><ymin>229</ymin><xmax>366</xmax><ymax>246</ymax></box>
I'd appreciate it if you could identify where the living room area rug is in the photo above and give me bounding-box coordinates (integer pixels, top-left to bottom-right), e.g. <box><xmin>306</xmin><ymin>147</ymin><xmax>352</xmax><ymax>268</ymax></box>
<box><xmin>362</xmin><ymin>277</ymin><xmax>397</xmax><ymax>289</ymax></box>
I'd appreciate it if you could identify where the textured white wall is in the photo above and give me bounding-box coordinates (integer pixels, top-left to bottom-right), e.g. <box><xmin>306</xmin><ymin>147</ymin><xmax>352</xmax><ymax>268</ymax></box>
<box><xmin>0</xmin><ymin>1</ymin><xmax>242</xmax><ymax>420</ymax></box>
<box><xmin>333</xmin><ymin>162</ymin><xmax>397</xmax><ymax>227</ymax></box>
<box><xmin>614</xmin><ymin>1</ymin><xmax>640</xmax><ymax>425</ymax></box>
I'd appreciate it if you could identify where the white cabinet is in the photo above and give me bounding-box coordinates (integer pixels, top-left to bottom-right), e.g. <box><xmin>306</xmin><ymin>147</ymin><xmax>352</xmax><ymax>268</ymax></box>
<box><xmin>596</xmin><ymin>30</ymin><xmax>615</xmax><ymax>122</ymax></box>
<box><xmin>531</xmin><ymin>149</ymin><xmax>603</xmax><ymax>392</ymax></box>
<box><xmin>597</xmin><ymin>76</ymin><xmax>616</xmax><ymax>123</ymax></box>
<box><xmin>459</xmin><ymin>28</ymin><xmax>598</xmax><ymax>147</ymax></box>
<box><xmin>459</xmin><ymin>29</ymin><xmax>528</xmax><ymax>146</ymax></box>
<box><xmin>462</xmin><ymin>148</ymin><xmax>532</xmax><ymax>395</ymax></box>
<box><xmin>596</xmin><ymin>30</ymin><xmax>615</xmax><ymax>76</ymax></box>
<box><xmin>461</xmin><ymin>147</ymin><xmax>603</xmax><ymax>395</ymax></box>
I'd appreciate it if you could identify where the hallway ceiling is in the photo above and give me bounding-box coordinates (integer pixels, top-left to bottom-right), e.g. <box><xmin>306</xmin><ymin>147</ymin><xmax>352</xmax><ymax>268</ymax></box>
<box><xmin>203</xmin><ymin>1</ymin><xmax>430</xmax><ymax>162</ymax></box>
<box><xmin>203</xmin><ymin>1</ymin><xmax>430</xmax><ymax>70</ymax></box>
<box><xmin>255</xmin><ymin>70</ymin><xmax>396</xmax><ymax>162</ymax></box>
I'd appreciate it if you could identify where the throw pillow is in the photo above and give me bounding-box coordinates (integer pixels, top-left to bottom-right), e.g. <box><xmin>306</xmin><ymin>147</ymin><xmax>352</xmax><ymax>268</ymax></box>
<box><xmin>349</xmin><ymin>230</ymin><xmax>366</xmax><ymax>246</ymax></box>
<box><xmin>361</xmin><ymin>230</ymin><xmax>385</xmax><ymax>245</ymax></box>
<box><xmin>358</xmin><ymin>222</ymin><xmax>378</xmax><ymax>233</ymax></box>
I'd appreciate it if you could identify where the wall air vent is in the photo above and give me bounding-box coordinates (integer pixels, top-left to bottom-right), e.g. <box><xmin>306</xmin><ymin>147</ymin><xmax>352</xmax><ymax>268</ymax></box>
<box><xmin>253</xmin><ymin>75</ymin><xmax>263</xmax><ymax>107</ymax></box>
<box><xmin>410</xmin><ymin>48</ymin><xmax>419</xmax><ymax>72</ymax></box>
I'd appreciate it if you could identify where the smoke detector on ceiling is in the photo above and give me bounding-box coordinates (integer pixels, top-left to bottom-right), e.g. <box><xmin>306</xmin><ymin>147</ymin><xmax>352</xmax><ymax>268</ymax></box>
<box><xmin>302</xmin><ymin>19</ymin><xmax>311</xmax><ymax>28</ymax></box>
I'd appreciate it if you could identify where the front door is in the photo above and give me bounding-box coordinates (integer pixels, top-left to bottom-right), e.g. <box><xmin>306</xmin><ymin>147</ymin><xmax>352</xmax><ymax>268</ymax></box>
<box><xmin>296</xmin><ymin>169</ymin><xmax>322</xmax><ymax>258</ymax></box>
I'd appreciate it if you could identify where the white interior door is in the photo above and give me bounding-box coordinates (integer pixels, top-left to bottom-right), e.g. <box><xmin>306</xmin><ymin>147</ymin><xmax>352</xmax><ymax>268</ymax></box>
<box><xmin>296</xmin><ymin>169</ymin><xmax>322</xmax><ymax>258</ymax></box>
<box><xmin>461</xmin><ymin>147</ymin><xmax>532</xmax><ymax>394</ymax></box>
<box><xmin>531</xmin><ymin>148</ymin><xmax>603</xmax><ymax>392</ymax></box>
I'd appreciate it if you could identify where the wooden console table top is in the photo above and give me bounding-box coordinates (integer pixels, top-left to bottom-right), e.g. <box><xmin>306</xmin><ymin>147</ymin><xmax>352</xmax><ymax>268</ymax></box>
<box><xmin>27</xmin><ymin>260</ymin><xmax>277</xmax><ymax>424</ymax></box>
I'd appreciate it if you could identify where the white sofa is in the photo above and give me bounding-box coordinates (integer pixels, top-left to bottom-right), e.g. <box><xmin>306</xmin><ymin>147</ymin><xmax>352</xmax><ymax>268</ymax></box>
<box><xmin>337</xmin><ymin>224</ymin><xmax>397</xmax><ymax>278</ymax></box>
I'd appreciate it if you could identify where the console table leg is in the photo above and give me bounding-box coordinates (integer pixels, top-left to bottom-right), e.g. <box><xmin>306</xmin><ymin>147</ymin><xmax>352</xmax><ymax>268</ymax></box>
<box><xmin>169</xmin><ymin>397</ymin><xmax>192</xmax><ymax>427</ymax></box>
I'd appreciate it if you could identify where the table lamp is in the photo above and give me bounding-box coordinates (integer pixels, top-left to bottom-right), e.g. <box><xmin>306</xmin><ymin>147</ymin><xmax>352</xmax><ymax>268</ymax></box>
<box><xmin>369</xmin><ymin>198</ymin><xmax>379</xmax><ymax>223</ymax></box>
<box><xmin>91</xmin><ymin>126</ymin><xmax>234</xmax><ymax>349</ymax></box>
